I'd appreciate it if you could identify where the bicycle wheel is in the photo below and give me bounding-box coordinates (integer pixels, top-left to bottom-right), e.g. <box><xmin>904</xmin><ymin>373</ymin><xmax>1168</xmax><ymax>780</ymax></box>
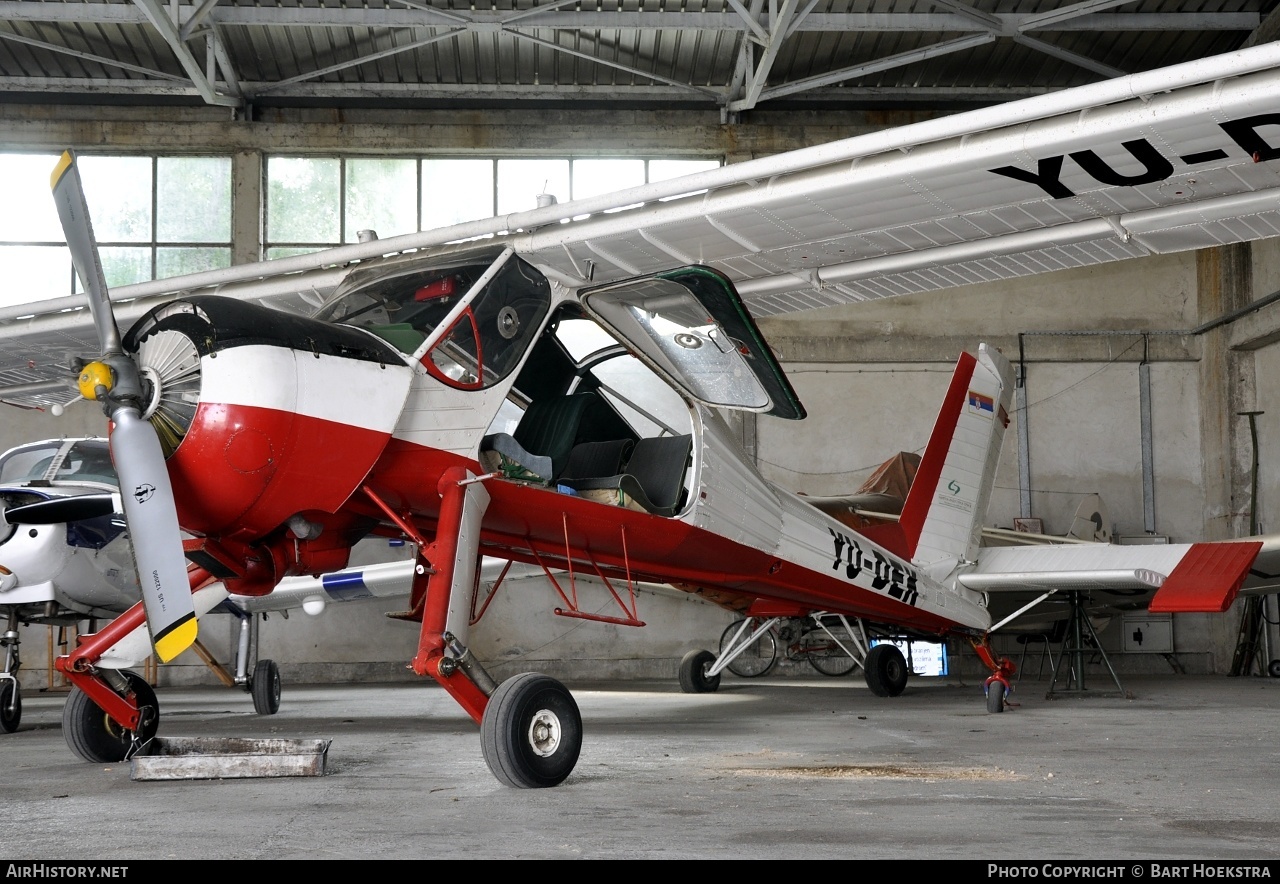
<box><xmin>800</xmin><ymin>620</ymin><xmax>859</xmax><ymax>677</ymax></box>
<box><xmin>719</xmin><ymin>618</ymin><xmax>778</xmax><ymax>677</ymax></box>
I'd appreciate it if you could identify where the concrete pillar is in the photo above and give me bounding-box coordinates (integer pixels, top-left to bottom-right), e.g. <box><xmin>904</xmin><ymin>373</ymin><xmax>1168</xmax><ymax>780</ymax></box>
<box><xmin>1196</xmin><ymin>242</ymin><xmax>1254</xmax><ymax>541</ymax></box>
<box><xmin>1195</xmin><ymin>242</ymin><xmax>1255</xmax><ymax>672</ymax></box>
<box><xmin>231</xmin><ymin>150</ymin><xmax>262</xmax><ymax>265</ymax></box>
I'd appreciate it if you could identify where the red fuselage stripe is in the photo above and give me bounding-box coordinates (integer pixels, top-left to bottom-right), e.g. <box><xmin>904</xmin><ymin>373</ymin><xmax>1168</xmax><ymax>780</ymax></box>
<box><xmin>366</xmin><ymin>439</ymin><xmax>965</xmax><ymax>634</ymax></box>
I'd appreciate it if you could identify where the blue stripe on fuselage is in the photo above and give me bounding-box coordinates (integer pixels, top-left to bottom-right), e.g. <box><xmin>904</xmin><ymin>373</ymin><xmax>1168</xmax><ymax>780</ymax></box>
<box><xmin>320</xmin><ymin>571</ymin><xmax>374</xmax><ymax>601</ymax></box>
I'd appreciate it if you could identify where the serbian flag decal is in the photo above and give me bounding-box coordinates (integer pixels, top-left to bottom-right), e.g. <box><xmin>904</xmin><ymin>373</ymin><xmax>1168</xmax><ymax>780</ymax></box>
<box><xmin>967</xmin><ymin>390</ymin><xmax>994</xmax><ymax>417</ymax></box>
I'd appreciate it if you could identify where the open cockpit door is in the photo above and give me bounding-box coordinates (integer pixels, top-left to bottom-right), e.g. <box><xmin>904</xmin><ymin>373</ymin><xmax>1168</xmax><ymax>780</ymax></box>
<box><xmin>581</xmin><ymin>266</ymin><xmax>805</xmax><ymax>420</ymax></box>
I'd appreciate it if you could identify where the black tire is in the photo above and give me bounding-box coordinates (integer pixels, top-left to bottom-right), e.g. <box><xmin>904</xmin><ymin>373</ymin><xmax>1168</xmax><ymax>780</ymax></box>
<box><xmin>986</xmin><ymin>681</ymin><xmax>1007</xmax><ymax>713</ymax></box>
<box><xmin>251</xmin><ymin>659</ymin><xmax>282</xmax><ymax>715</ymax></box>
<box><xmin>1269</xmin><ymin>659</ymin><xmax>1280</xmax><ymax>679</ymax></box>
<box><xmin>0</xmin><ymin>681</ymin><xmax>21</xmax><ymax>733</ymax></box>
<box><xmin>801</xmin><ymin>620</ymin><xmax>859</xmax><ymax>677</ymax></box>
<box><xmin>678</xmin><ymin>649</ymin><xmax>721</xmax><ymax>694</ymax></box>
<box><xmin>719</xmin><ymin>618</ymin><xmax>778</xmax><ymax>678</ymax></box>
<box><xmin>864</xmin><ymin>643</ymin><xmax>909</xmax><ymax>697</ymax></box>
<box><xmin>62</xmin><ymin>671</ymin><xmax>159</xmax><ymax>763</ymax></box>
<box><xmin>480</xmin><ymin>673</ymin><xmax>582</xmax><ymax>789</ymax></box>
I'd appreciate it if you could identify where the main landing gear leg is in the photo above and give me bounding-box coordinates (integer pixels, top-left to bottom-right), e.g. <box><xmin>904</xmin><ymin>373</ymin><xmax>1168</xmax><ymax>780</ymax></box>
<box><xmin>971</xmin><ymin>635</ymin><xmax>1017</xmax><ymax>713</ymax></box>
<box><xmin>1</xmin><ymin>608</ymin><xmax>23</xmax><ymax>733</ymax></box>
<box><xmin>55</xmin><ymin>603</ymin><xmax>158</xmax><ymax>761</ymax></box>
<box><xmin>412</xmin><ymin>467</ymin><xmax>582</xmax><ymax>789</ymax></box>
<box><xmin>55</xmin><ymin>570</ymin><xmax>227</xmax><ymax>762</ymax></box>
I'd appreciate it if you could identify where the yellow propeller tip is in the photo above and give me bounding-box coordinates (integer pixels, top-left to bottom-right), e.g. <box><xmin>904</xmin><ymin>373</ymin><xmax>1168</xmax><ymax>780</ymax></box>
<box><xmin>153</xmin><ymin>616</ymin><xmax>198</xmax><ymax>664</ymax></box>
<box><xmin>50</xmin><ymin>151</ymin><xmax>74</xmax><ymax>191</ymax></box>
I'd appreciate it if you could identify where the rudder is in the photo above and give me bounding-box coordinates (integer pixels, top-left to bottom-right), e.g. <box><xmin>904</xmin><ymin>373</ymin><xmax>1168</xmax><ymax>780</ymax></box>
<box><xmin>897</xmin><ymin>343</ymin><xmax>1014</xmax><ymax>580</ymax></box>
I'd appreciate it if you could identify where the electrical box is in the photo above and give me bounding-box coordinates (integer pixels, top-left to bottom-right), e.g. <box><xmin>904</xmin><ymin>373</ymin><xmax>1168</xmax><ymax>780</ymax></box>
<box><xmin>1122</xmin><ymin>613</ymin><xmax>1173</xmax><ymax>653</ymax></box>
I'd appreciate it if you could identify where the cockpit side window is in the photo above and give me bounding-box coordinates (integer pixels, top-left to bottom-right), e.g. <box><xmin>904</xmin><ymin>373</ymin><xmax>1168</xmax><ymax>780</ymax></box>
<box><xmin>318</xmin><ymin>253</ymin><xmax>551</xmax><ymax>390</ymax></box>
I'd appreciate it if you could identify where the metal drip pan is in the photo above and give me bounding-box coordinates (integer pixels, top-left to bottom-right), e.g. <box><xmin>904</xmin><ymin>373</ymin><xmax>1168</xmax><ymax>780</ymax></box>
<box><xmin>130</xmin><ymin>737</ymin><xmax>331</xmax><ymax>781</ymax></box>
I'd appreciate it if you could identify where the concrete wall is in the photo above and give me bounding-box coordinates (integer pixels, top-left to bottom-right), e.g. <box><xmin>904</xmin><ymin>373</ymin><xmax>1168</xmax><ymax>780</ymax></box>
<box><xmin>4</xmin><ymin>102</ymin><xmax>1279</xmax><ymax>692</ymax></box>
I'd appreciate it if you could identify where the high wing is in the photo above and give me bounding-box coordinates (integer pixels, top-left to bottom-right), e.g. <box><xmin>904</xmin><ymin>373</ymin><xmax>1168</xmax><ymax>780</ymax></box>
<box><xmin>5</xmin><ymin>43</ymin><xmax>1280</xmax><ymax>408</ymax></box>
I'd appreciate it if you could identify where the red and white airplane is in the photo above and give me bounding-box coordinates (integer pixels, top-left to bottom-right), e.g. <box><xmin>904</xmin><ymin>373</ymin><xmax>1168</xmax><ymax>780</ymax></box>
<box><xmin>6</xmin><ymin>43</ymin><xmax>1280</xmax><ymax>787</ymax></box>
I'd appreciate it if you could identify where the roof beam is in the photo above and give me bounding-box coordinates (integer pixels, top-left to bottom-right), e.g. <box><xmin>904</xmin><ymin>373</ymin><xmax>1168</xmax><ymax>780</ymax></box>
<box><xmin>0</xmin><ymin>76</ymin><xmax>1052</xmax><ymax>105</ymax></box>
<box><xmin>132</xmin><ymin>0</ymin><xmax>239</xmax><ymax>107</ymax></box>
<box><xmin>736</xmin><ymin>0</ymin><xmax>804</xmax><ymax>110</ymax></box>
<box><xmin>504</xmin><ymin>31</ymin><xmax>722</xmax><ymax>99</ymax></box>
<box><xmin>1011</xmin><ymin>33</ymin><xmax>1127</xmax><ymax>79</ymax></box>
<box><xmin>742</xmin><ymin>33</ymin><xmax>995</xmax><ymax>109</ymax></box>
<box><xmin>0</xmin><ymin>30</ymin><xmax>191</xmax><ymax>83</ymax></box>
<box><xmin>251</xmin><ymin>28</ymin><xmax>467</xmax><ymax>96</ymax></box>
<box><xmin>0</xmin><ymin>5</ymin><xmax>1257</xmax><ymax>33</ymax></box>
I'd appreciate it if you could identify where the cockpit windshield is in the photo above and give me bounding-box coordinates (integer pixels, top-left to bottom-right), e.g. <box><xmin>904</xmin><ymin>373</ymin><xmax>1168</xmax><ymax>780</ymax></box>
<box><xmin>0</xmin><ymin>439</ymin><xmax>115</xmax><ymax>486</ymax></box>
<box><xmin>315</xmin><ymin>250</ymin><xmax>552</xmax><ymax>390</ymax></box>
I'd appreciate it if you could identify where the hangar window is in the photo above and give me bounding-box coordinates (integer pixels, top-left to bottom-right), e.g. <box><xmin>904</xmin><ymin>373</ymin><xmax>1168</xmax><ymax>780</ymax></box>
<box><xmin>0</xmin><ymin>151</ymin><xmax>718</xmax><ymax>311</ymax></box>
<box><xmin>265</xmin><ymin>156</ymin><xmax>721</xmax><ymax>257</ymax></box>
<box><xmin>0</xmin><ymin>154</ymin><xmax>232</xmax><ymax>309</ymax></box>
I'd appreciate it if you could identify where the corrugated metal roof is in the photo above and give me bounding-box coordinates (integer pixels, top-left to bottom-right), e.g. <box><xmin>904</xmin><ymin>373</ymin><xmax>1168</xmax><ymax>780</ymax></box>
<box><xmin>0</xmin><ymin>1</ymin><xmax>1275</xmax><ymax>115</ymax></box>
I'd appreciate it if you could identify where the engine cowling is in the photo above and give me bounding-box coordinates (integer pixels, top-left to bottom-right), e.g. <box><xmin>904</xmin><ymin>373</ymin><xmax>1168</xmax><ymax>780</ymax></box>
<box><xmin>123</xmin><ymin>296</ymin><xmax>415</xmax><ymax>547</ymax></box>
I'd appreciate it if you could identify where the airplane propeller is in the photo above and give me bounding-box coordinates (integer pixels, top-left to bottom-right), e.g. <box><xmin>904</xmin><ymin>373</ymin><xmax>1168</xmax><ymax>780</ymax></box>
<box><xmin>49</xmin><ymin>150</ymin><xmax>197</xmax><ymax>664</ymax></box>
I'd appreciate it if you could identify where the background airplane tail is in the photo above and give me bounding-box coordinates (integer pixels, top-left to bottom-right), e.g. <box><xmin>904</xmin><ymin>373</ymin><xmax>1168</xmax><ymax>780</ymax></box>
<box><xmin>897</xmin><ymin>343</ymin><xmax>1015</xmax><ymax>579</ymax></box>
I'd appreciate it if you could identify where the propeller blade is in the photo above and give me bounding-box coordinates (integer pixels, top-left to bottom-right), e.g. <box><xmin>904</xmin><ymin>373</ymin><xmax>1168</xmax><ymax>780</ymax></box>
<box><xmin>111</xmin><ymin>409</ymin><xmax>197</xmax><ymax>662</ymax></box>
<box><xmin>49</xmin><ymin>151</ymin><xmax>123</xmax><ymax>357</ymax></box>
<box><xmin>5</xmin><ymin>493</ymin><xmax>119</xmax><ymax>524</ymax></box>
<box><xmin>49</xmin><ymin>150</ymin><xmax>197</xmax><ymax>663</ymax></box>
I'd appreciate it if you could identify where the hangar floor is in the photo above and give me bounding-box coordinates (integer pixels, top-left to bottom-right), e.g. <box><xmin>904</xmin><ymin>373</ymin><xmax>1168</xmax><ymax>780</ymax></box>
<box><xmin>3</xmin><ymin>672</ymin><xmax>1278</xmax><ymax>861</ymax></box>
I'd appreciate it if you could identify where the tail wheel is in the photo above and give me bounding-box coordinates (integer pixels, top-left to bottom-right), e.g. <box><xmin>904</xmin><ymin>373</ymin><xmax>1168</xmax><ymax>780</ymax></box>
<box><xmin>986</xmin><ymin>680</ymin><xmax>1007</xmax><ymax>713</ymax></box>
<box><xmin>251</xmin><ymin>659</ymin><xmax>282</xmax><ymax>715</ymax></box>
<box><xmin>678</xmin><ymin>649</ymin><xmax>721</xmax><ymax>694</ymax></box>
<box><xmin>481</xmin><ymin>673</ymin><xmax>582</xmax><ymax>789</ymax></box>
<box><xmin>63</xmin><ymin>671</ymin><xmax>158</xmax><ymax>763</ymax></box>
<box><xmin>0</xmin><ymin>682</ymin><xmax>21</xmax><ymax>733</ymax></box>
<box><xmin>864</xmin><ymin>643</ymin><xmax>908</xmax><ymax>697</ymax></box>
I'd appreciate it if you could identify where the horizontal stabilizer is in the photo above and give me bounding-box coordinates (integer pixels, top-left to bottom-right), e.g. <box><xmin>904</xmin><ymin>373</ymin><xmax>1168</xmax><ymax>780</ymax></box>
<box><xmin>967</xmin><ymin>539</ymin><xmax>1259</xmax><ymax>616</ymax></box>
<box><xmin>1239</xmin><ymin>533</ymin><xmax>1280</xmax><ymax>596</ymax></box>
<box><xmin>1147</xmin><ymin>541</ymin><xmax>1260</xmax><ymax>613</ymax></box>
<box><xmin>960</xmin><ymin>568</ymin><xmax>1164</xmax><ymax>593</ymax></box>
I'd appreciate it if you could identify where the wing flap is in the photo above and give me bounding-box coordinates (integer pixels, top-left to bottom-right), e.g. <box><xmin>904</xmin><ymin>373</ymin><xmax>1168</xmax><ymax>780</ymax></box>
<box><xmin>1147</xmin><ymin>541</ymin><xmax>1260</xmax><ymax>613</ymax></box>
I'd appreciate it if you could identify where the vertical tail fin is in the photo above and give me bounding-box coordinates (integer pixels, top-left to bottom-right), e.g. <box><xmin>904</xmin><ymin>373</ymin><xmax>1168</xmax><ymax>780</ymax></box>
<box><xmin>897</xmin><ymin>343</ymin><xmax>1014</xmax><ymax>579</ymax></box>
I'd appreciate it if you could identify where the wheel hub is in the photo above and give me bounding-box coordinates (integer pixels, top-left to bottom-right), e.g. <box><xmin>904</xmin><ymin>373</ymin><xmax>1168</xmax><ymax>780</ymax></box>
<box><xmin>527</xmin><ymin>708</ymin><xmax>561</xmax><ymax>757</ymax></box>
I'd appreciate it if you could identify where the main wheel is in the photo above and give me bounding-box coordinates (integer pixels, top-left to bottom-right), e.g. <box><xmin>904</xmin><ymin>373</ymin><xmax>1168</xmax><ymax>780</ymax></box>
<box><xmin>63</xmin><ymin>671</ymin><xmax>158</xmax><ymax>763</ymax></box>
<box><xmin>0</xmin><ymin>681</ymin><xmax>21</xmax><ymax>733</ymax></box>
<box><xmin>864</xmin><ymin>643</ymin><xmax>909</xmax><ymax>697</ymax></box>
<box><xmin>801</xmin><ymin>621</ymin><xmax>859</xmax><ymax>677</ymax></box>
<box><xmin>251</xmin><ymin>659</ymin><xmax>281</xmax><ymax>715</ymax></box>
<box><xmin>719</xmin><ymin>618</ymin><xmax>777</xmax><ymax>677</ymax></box>
<box><xmin>480</xmin><ymin>673</ymin><xmax>582</xmax><ymax>789</ymax></box>
<box><xmin>678</xmin><ymin>649</ymin><xmax>721</xmax><ymax>694</ymax></box>
<box><xmin>986</xmin><ymin>680</ymin><xmax>1007</xmax><ymax>713</ymax></box>
<box><xmin>1269</xmin><ymin>659</ymin><xmax>1280</xmax><ymax>679</ymax></box>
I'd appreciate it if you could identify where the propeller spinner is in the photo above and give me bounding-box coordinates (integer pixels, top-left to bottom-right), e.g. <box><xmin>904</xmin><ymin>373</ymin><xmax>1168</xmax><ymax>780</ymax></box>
<box><xmin>49</xmin><ymin>150</ymin><xmax>197</xmax><ymax>663</ymax></box>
